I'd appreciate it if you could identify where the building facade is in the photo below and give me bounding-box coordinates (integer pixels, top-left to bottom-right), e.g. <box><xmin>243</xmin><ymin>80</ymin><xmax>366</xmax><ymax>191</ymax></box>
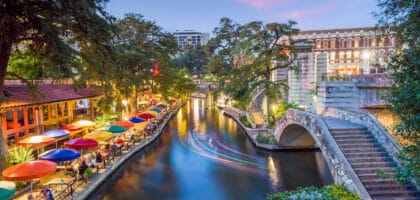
<box><xmin>173</xmin><ymin>30</ymin><xmax>210</xmax><ymax>48</ymax></box>
<box><xmin>1</xmin><ymin>80</ymin><xmax>102</xmax><ymax>146</ymax></box>
<box><xmin>274</xmin><ymin>27</ymin><xmax>397</xmax><ymax>112</ymax></box>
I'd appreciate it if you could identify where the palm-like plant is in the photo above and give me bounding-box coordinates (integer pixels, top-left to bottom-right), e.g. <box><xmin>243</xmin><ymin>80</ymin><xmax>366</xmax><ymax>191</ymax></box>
<box><xmin>8</xmin><ymin>146</ymin><xmax>35</xmax><ymax>166</ymax></box>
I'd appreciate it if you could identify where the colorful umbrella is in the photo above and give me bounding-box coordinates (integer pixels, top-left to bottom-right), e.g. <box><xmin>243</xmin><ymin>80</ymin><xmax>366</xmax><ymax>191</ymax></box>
<box><xmin>73</xmin><ymin>120</ymin><xmax>96</xmax><ymax>128</ymax></box>
<box><xmin>156</xmin><ymin>104</ymin><xmax>167</xmax><ymax>108</ymax></box>
<box><xmin>149</xmin><ymin>108</ymin><xmax>162</xmax><ymax>113</ymax></box>
<box><xmin>39</xmin><ymin>148</ymin><xmax>81</xmax><ymax>162</ymax></box>
<box><xmin>18</xmin><ymin>136</ymin><xmax>55</xmax><ymax>147</ymax></box>
<box><xmin>2</xmin><ymin>160</ymin><xmax>57</xmax><ymax>182</ymax></box>
<box><xmin>107</xmin><ymin>125</ymin><xmax>127</xmax><ymax>133</ymax></box>
<box><xmin>59</xmin><ymin>124</ymin><xmax>82</xmax><ymax>132</ymax></box>
<box><xmin>138</xmin><ymin>101</ymin><xmax>149</xmax><ymax>106</ymax></box>
<box><xmin>83</xmin><ymin>131</ymin><xmax>113</xmax><ymax>141</ymax></box>
<box><xmin>138</xmin><ymin>113</ymin><xmax>156</xmax><ymax>119</ymax></box>
<box><xmin>144</xmin><ymin>110</ymin><xmax>159</xmax><ymax>115</ymax></box>
<box><xmin>42</xmin><ymin>129</ymin><xmax>69</xmax><ymax>139</ymax></box>
<box><xmin>113</xmin><ymin>121</ymin><xmax>134</xmax><ymax>129</ymax></box>
<box><xmin>129</xmin><ymin>117</ymin><xmax>145</xmax><ymax>123</ymax></box>
<box><xmin>0</xmin><ymin>181</ymin><xmax>15</xmax><ymax>200</ymax></box>
<box><xmin>96</xmin><ymin>115</ymin><xmax>118</xmax><ymax>122</ymax></box>
<box><xmin>64</xmin><ymin>138</ymin><xmax>98</xmax><ymax>149</ymax></box>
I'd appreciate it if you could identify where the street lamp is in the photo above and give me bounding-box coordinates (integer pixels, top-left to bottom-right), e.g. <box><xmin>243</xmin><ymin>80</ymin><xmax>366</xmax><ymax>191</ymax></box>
<box><xmin>362</xmin><ymin>51</ymin><xmax>370</xmax><ymax>74</ymax></box>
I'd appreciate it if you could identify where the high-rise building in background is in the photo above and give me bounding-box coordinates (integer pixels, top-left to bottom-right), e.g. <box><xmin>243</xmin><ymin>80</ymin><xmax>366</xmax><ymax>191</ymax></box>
<box><xmin>173</xmin><ymin>30</ymin><xmax>210</xmax><ymax>48</ymax></box>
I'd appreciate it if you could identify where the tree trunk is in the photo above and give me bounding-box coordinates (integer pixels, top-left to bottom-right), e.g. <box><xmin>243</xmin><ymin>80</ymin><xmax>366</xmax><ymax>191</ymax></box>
<box><xmin>0</xmin><ymin>39</ymin><xmax>14</xmax><ymax>171</ymax></box>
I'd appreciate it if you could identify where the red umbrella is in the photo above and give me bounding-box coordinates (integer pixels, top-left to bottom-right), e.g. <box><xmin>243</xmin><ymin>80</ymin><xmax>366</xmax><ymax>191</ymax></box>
<box><xmin>59</xmin><ymin>124</ymin><xmax>82</xmax><ymax>131</ymax></box>
<box><xmin>113</xmin><ymin>121</ymin><xmax>134</xmax><ymax>129</ymax></box>
<box><xmin>64</xmin><ymin>138</ymin><xmax>98</xmax><ymax>149</ymax></box>
<box><xmin>138</xmin><ymin>113</ymin><xmax>156</xmax><ymax>119</ymax></box>
<box><xmin>2</xmin><ymin>160</ymin><xmax>57</xmax><ymax>182</ymax></box>
<box><xmin>18</xmin><ymin>136</ymin><xmax>55</xmax><ymax>147</ymax></box>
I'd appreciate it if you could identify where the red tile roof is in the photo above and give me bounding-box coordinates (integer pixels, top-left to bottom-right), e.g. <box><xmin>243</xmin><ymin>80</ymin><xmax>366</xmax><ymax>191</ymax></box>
<box><xmin>1</xmin><ymin>84</ymin><xmax>102</xmax><ymax>109</ymax></box>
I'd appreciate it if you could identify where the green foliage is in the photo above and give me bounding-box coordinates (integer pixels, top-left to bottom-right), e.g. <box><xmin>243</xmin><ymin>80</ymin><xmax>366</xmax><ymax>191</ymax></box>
<box><xmin>273</xmin><ymin>102</ymin><xmax>301</xmax><ymax>119</ymax></box>
<box><xmin>8</xmin><ymin>146</ymin><xmax>35</xmax><ymax>166</ymax></box>
<box><xmin>83</xmin><ymin>168</ymin><xmax>93</xmax><ymax>179</ymax></box>
<box><xmin>173</xmin><ymin>45</ymin><xmax>209</xmax><ymax>75</ymax></box>
<box><xmin>6</xmin><ymin>50</ymin><xmax>50</xmax><ymax>79</ymax></box>
<box><xmin>239</xmin><ymin>115</ymin><xmax>251</xmax><ymax>128</ymax></box>
<box><xmin>376</xmin><ymin>0</ymin><xmax>420</xmax><ymax>186</ymax></box>
<box><xmin>267</xmin><ymin>184</ymin><xmax>361</xmax><ymax>200</ymax></box>
<box><xmin>256</xmin><ymin>133</ymin><xmax>277</xmax><ymax>145</ymax></box>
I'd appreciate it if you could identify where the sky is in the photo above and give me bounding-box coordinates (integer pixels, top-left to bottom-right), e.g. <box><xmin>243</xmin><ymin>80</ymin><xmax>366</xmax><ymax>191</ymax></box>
<box><xmin>106</xmin><ymin>0</ymin><xmax>379</xmax><ymax>35</ymax></box>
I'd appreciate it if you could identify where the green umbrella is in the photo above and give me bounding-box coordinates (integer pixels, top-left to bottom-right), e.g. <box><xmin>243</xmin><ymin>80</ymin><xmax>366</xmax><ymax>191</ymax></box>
<box><xmin>96</xmin><ymin>115</ymin><xmax>118</xmax><ymax>122</ymax></box>
<box><xmin>107</xmin><ymin>125</ymin><xmax>126</xmax><ymax>133</ymax></box>
<box><xmin>138</xmin><ymin>101</ymin><xmax>149</xmax><ymax>106</ymax></box>
<box><xmin>149</xmin><ymin>108</ymin><xmax>162</xmax><ymax>113</ymax></box>
<box><xmin>0</xmin><ymin>181</ymin><xmax>15</xmax><ymax>200</ymax></box>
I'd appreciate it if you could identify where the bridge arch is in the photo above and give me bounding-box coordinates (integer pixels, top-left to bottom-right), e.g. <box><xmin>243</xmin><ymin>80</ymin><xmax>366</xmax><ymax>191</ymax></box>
<box><xmin>278</xmin><ymin>124</ymin><xmax>316</xmax><ymax>148</ymax></box>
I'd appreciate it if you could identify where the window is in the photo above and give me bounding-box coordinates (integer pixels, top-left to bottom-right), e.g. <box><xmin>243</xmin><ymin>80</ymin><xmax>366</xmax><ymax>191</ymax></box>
<box><xmin>323</xmin><ymin>40</ymin><xmax>328</xmax><ymax>49</ymax></box>
<box><xmin>43</xmin><ymin>105</ymin><xmax>49</xmax><ymax>121</ymax></box>
<box><xmin>330</xmin><ymin>52</ymin><xmax>336</xmax><ymax>63</ymax></box>
<box><xmin>339</xmin><ymin>51</ymin><xmax>345</xmax><ymax>63</ymax></box>
<box><xmin>364</xmin><ymin>37</ymin><xmax>369</xmax><ymax>47</ymax></box>
<box><xmin>379</xmin><ymin>37</ymin><xmax>385</xmax><ymax>47</ymax></box>
<box><xmin>354</xmin><ymin>51</ymin><xmax>360</xmax><ymax>59</ymax></box>
<box><xmin>63</xmin><ymin>102</ymin><xmax>68</xmax><ymax>116</ymax></box>
<box><xmin>354</xmin><ymin>37</ymin><xmax>360</xmax><ymax>48</ymax></box>
<box><xmin>347</xmin><ymin>38</ymin><xmax>352</xmax><ymax>48</ymax></box>
<box><xmin>58</xmin><ymin>103</ymin><xmax>62</xmax><ymax>116</ymax></box>
<box><xmin>316</xmin><ymin>40</ymin><xmax>321</xmax><ymax>49</ymax></box>
<box><xmin>6</xmin><ymin>110</ymin><xmax>14</xmax><ymax>130</ymax></box>
<box><xmin>371</xmin><ymin>38</ymin><xmax>376</xmax><ymax>47</ymax></box>
<box><xmin>339</xmin><ymin>38</ymin><xmax>344</xmax><ymax>48</ymax></box>
<box><xmin>17</xmin><ymin>109</ymin><xmax>24</xmax><ymax>126</ymax></box>
<box><xmin>346</xmin><ymin>51</ymin><xmax>352</xmax><ymax>62</ymax></box>
<box><xmin>51</xmin><ymin>104</ymin><xmax>56</xmax><ymax>118</ymax></box>
<box><xmin>330</xmin><ymin>39</ymin><xmax>336</xmax><ymax>49</ymax></box>
<box><xmin>27</xmin><ymin>107</ymin><xmax>34</xmax><ymax>125</ymax></box>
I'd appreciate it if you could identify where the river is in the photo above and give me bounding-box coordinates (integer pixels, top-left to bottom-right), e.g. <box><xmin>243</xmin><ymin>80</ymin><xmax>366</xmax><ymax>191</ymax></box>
<box><xmin>101</xmin><ymin>98</ymin><xmax>333</xmax><ymax>200</ymax></box>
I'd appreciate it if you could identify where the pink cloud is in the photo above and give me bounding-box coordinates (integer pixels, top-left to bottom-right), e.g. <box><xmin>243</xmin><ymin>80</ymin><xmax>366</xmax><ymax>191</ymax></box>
<box><xmin>280</xmin><ymin>5</ymin><xmax>331</xmax><ymax>19</ymax></box>
<box><xmin>231</xmin><ymin>0</ymin><xmax>291</xmax><ymax>9</ymax></box>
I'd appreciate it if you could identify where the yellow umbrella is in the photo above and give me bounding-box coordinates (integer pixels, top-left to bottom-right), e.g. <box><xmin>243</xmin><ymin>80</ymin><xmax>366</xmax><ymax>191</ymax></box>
<box><xmin>73</xmin><ymin>120</ymin><xmax>96</xmax><ymax>128</ymax></box>
<box><xmin>143</xmin><ymin>110</ymin><xmax>159</xmax><ymax>116</ymax></box>
<box><xmin>133</xmin><ymin>122</ymin><xmax>148</xmax><ymax>132</ymax></box>
<box><xmin>83</xmin><ymin>131</ymin><xmax>113</xmax><ymax>141</ymax></box>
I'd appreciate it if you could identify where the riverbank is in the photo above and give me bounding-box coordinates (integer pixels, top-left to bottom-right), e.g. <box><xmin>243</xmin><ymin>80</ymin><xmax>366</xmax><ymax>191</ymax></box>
<box><xmin>222</xmin><ymin>106</ymin><xmax>282</xmax><ymax>151</ymax></box>
<box><xmin>73</xmin><ymin>103</ymin><xmax>183</xmax><ymax>200</ymax></box>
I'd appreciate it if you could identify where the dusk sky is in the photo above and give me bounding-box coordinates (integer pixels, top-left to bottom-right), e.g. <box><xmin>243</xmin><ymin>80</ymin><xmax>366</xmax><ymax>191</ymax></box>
<box><xmin>106</xmin><ymin>0</ymin><xmax>379</xmax><ymax>35</ymax></box>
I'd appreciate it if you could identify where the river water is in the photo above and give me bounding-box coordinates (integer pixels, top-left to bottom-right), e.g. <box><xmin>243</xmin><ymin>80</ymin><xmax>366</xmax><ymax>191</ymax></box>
<box><xmin>102</xmin><ymin>98</ymin><xmax>333</xmax><ymax>200</ymax></box>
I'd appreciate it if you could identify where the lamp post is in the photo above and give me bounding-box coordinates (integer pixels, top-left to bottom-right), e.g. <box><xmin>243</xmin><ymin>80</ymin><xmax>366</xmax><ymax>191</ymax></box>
<box><xmin>362</xmin><ymin>51</ymin><xmax>370</xmax><ymax>75</ymax></box>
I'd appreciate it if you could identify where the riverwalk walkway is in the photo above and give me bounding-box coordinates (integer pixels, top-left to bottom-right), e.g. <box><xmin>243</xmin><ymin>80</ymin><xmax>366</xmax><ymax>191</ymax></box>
<box><xmin>12</xmin><ymin>103</ymin><xmax>182</xmax><ymax>200</ymax></box>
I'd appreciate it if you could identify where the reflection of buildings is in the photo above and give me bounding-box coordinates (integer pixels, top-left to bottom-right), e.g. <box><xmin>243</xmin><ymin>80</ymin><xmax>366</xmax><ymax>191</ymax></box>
<box><xmin>173</xmin><ymin>30</ymin><xmax>210</xmax><ymax>48</ymax></box>
<box><xmin>274</xmin><ymin>27</ymin><xmax>398</xmax><ymax>112</ymax></box>
<box><xmin>1</xmin><ymin>80</ymin><xmax>102</xmax><ymax>146</ymax></box>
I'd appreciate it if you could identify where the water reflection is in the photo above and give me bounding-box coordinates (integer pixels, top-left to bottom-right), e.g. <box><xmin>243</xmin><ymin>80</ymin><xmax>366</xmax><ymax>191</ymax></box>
<box><xmin>102</xmin><ymin>98</ymin><xmax>333</xmax><ymax>200</ymax></box>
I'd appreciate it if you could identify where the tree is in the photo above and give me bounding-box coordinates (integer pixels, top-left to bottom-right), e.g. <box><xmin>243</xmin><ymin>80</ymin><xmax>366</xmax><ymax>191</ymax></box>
<box><xmin>173</xmin><ymin>45</ymin><xmax>209</xmax><ymax>76</ymax></box>
<box><xmin>206</xmin><ymin>18</ymin><xmax>299</xmax><ymax>121</ymax></box>
<box><xmin>375</xmin><ymin>0</ymin><xmax>420</xmax><ymax>185</ymax></box>
<box><xmin>0</xmin><ymin>0</ymin><xmax>114</xmax><ymax>172</ymax></box>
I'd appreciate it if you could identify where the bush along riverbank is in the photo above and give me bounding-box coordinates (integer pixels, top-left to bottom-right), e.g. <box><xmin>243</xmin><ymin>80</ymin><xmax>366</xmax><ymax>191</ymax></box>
<box><xmin>267</xmin><ymin>184</ymin><xmax>361</xmax><ymax>200</ymax></box>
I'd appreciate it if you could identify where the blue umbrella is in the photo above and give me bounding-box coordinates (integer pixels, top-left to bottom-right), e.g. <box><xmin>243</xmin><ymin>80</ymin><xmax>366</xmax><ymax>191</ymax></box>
<box><xmin>39</xmin><ymin>148</ymin><xmax>81</xmax><ymax>162</ymax></box>
<box><xmin>42</xmin><ymin>129</ymin><xmax>69</xmax><ymax>139</ymax></box>
<box><xmin>129</xmin><ymin>117</ymin><xmax>145</xmax><ymax>123</ymax></box>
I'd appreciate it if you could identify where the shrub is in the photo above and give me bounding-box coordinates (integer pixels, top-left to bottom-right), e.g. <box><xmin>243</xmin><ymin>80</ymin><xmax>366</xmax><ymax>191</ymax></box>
<box><xmin>239</xmin><ymin>115</ymin><xmax>251</xmax><ymax>128</ymax></box>
<box><xmin>8</xmin><ymin>146</ymin><xmax>35</xmax><ymax>166</ymax></box>
<box><xmin>267</xmin><ymin>184</ymin><xmax>361</xmax><ymax>200</ymax></box>
<box><xmin>256</xmin><ymin>133</ymin><xmax>277</xmax><ymax>145</ymax></box>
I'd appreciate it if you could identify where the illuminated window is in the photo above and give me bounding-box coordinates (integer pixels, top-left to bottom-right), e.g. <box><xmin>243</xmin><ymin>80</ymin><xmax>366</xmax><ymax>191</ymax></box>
<box><xmin>347</xmin><ymin>38</ymin><xmax>352</xmax><ymax>48</ymax></box>
<box><xmin>63</xmin><ymin>102</ymin><xmax>68</xmax><ymax>116</ymax></box>
<box><xmin>43</xmin><ymin>105</ymin><xmax>49</xmax><ymax>121</ymax></box>
<box><xmin>316</xmin><ymin>40</ymin><xmax>321</xmax><ymax>49</ymax></box>
<box><xmin>330</xmin><ymin>39</ymin><xmax>336</xmax><ymax>49</ymax></box>
<box><xmin>17</xmin><ymin>109</ymin><xmax>24</xmax><ymax>126</ymax></box>
<box><xmin>330</xmin><ymin>52</ymin><xmax>336</xmax><ymax>63</ymax></box>
<box><xmin>323</xmin><ymin>40</ymin><xmax>328</xmax><ymax>49</ymax></box>
<box><xmin>354</xmin><ymin>51</ymin><xmax>360</xmax><ymax>59</ymax></box>
<box><xmin>371</xmin><ymin>38</ymin><xmax>376</xmax><ymax>47</ymax></box>
<box><xmin>27</xmin><ymin>107</ymin><xmax>34</xmax><ymax>125</ymax></box>
<box><xmin>339</xmin><ymin>38</ymin><xmax>344</xmax><ymax>48</ymax></box>
<box><xmin>346</xmin><ymin>51</ymin><xmax>352</xmax><ymax>62</ymax></box>
<box><xmin>354</xmin><ymin>37</ymin><xmax>360</xmax><ymax>48</ymax></box>
<box><xmin>339</xmin><ymin>51</ymin><xmax>345</xmax><ymax>63</ymax></box>
<box><xmin>379</xmin><ymin>37</ymin><xmax>385</xmax><ymax>47</ymax></box>
<box><xmin>51</xmin><ymin>104</ymin><xmax>56</xmax><ymax>118</ymax></box>
<box><xmin>6</xmin><ymin>110</ymin><xmax>14</xmax><ymax>130</ymax></box>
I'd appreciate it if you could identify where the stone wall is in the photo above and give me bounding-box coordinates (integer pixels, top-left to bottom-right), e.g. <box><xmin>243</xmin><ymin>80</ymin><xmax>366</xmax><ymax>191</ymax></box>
<box><xmin>322</xmin><ymin>107</ymin><xmax>401</xmax><ymax>165</ymax></box>
<box><xmin>274</xmin><ymin>109</ymin><xmax>371</xmax><ymax>199</ymax></box>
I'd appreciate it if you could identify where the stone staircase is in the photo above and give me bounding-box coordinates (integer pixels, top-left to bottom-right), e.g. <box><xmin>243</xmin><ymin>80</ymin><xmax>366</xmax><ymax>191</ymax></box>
<box><xmin>327</xmin><ymin>119</ymin><xmax>420</xmax><ymax>200</ymax></box>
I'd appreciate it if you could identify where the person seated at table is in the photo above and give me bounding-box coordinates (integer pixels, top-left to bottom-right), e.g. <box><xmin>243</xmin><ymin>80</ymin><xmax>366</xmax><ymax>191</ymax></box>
<box><xmin>86</xmin><ymin>156</ymin><xmax>96</xmax><ymax>168</ymax></box>
<box><xmin>65</xmin><ymin>161</ymin><xmax>74</xmax><ymax>176</ymax></box>
<box><xmin>70</xmin><ymin>159</ymin><xmax>80</xmax><ymax>175</ymax></box>
<box><xmin>78</xmin><ymin>158</ymin><xmax>88</xmax><ymax>179</ymax></box>
<box><xmin>37</xmin><ymin>185</ymin><xmax>53</xmax><ymax>200</ymax></box>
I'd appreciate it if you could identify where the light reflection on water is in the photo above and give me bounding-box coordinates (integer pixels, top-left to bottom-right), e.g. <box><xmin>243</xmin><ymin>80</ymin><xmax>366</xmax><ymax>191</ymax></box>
<box><xmin>102</xmin><ymin>98</ymin><xmax>333</xmax><ymax>200</ymax></box>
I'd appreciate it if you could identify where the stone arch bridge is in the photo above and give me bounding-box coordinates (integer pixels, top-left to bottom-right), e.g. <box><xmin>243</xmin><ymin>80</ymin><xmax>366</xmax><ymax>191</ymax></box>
<box><xmin>273</xmin><ymin>108</ymin><xmax>418</xmax><ymax>200</ymax></box>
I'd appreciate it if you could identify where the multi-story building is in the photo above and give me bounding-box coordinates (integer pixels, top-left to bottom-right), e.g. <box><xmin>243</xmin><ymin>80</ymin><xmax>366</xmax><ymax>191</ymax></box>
<box><xmin>173</xmin><ymin>30</ymin><xmax>210</xmax><ymax>48</ymax></box>
<box><xmin>274</xmin><ymin>27</ymin><xmax>398</xmax><ymax>112</ymax></box>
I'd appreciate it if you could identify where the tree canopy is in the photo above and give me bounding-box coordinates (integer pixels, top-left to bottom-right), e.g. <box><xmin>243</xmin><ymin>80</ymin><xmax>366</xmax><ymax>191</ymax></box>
<box><xmin>173</xmin><ymin>45</ymin><xmax>209</xmax><ymax>76</ymax></box>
